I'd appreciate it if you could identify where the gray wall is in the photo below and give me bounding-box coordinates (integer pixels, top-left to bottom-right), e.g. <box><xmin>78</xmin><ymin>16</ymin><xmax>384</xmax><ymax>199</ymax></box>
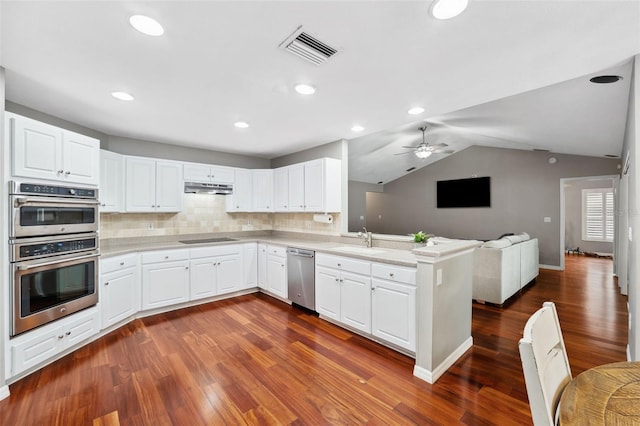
<box><xmin>564</xmin><ymin>178</ymin><xmax>614</xmax><ymax>254</ymax></box>
<box><xmin>270</xmin><ymin>139</ymin><xmax>344</xmax><ymax>167</ymax></box>
<box><xmin>373</xmin><ymin>146</ymin><xmax>619</xmax><ymax>266</ymax></box>
<box><xmin>106</xmin><ymin>135</ymin><xmax>269</xmax><ymax>169</ymax></box>
<box><xmin>6</xmin><ymin>101</ymin><xmax>109</xmax><ymax>146</ymax></box>
<box><xmin>348</xmin><ymin>180</ymin><xmax>382</xmax><ymax>231</ymax></box>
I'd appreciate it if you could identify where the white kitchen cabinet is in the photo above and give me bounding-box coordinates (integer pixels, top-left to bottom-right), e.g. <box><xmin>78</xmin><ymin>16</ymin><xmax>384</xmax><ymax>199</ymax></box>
<box><xmin>141</xmin><ymin>249</ymin><xmax>190</xmax><ymax>310</ymax></box>
<box><xmin>243</xmin><ymin>243</ymin><xmax>258</xmax><ymax>288</ymax></box>
<box><xmin>315</xmin><ymin>253</ymin><xmax>371</xmax><ymax>334</ymax></box>
<box><xmin>371</xmin><ymin>263</ymin><xmax>417</xmax><ymax>352</ymax></box>
<box><xmin>288</xmin><ymin>163</ymin><xmax>306</xmax><ymax>212</ymax></box>
<box><xmin>100</xmin><ymin>253</ymin><xmax>140</xmax><ymax>329</ymax></box>
<box><xmin>9</xmin><ymin>113</ymin><xmax>100</xmax><ymax>185</ymax></box>
<box><xmin>303</xmin><ymin>158</ymin><xmax>341</xmax><ymax>212</ymax></box>
<box><xmin>274</xmin><ymin>159</ymin><xmax>341</xmax><ymax>213</ymax></box>
<box><xmin>9</xmin><ymin>307</ymin><xmax>101</xmax><ymax>377</ymax></box>
<box><xmin>100</xmin><ymin>150</ymin><xmax>125</xmax><ymax>212</ymax></box>
<box><xmin>253</xmin><ymin>169</ymin><xmax>274</xmax><ymax>212</ymax></box>
<box><xmin>125</xmin><ymin>156</ymin><xmax>183</xmax><ymax>212</ymax></box>
<box><xmin>183</xmin><ymin>163</ymin><xmax>235</xmax><ymax>184</ymax></box>
<box><xmin>266</xmin><ymin>245</ymin><xmax>287</xmax><ymax>298</ymax></box>
<box><xmin>273</xmin><ymin>167</ymin><xmax>289</xmax><ymax>211</ymax></box>
<box><xmin>258</xmin><ymin>243</ymin><xmax>268</xmax><ymax>290</ymax></box>
<box><xmin>226</xmin><ymin>169</ymin><xmax>253</xmax><ymax>212</ymax></box>
<box><xmin>189</xmin><ymin>245</ymin><xmax>243</xmax><ymax>299</ymax></box>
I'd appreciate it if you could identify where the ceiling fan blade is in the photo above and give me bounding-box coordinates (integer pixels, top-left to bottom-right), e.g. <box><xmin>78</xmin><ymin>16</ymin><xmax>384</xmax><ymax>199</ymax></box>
<box><xmin>433</xmin><ymin>143</ymin><xmax>448</xmax><ymax>148</ymax></box>
<box><xmin>401</xmin><ymin>145</ymin><xmax>417</xmax><ymax>149</ymax></box>
<box><xmin>434</xmin><ymin>150</ymin><xmax>455</xmax><ymax>154</ymax></box>
<box><xmin>394</xmin><ymin>151</ymin><xmax>414</xmax><ymax>155</ymax></box>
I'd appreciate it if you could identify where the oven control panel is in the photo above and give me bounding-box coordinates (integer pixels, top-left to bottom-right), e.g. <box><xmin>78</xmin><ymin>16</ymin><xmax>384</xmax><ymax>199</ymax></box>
<box><xmin>16</xmin><ymin>238</ymin><xmax>98</xmax><ymax>260</ymax></box>
<box><xmin>12</xmin><ymin>182</ymin><xmax>97</xmax><ymax>198</ymax></box>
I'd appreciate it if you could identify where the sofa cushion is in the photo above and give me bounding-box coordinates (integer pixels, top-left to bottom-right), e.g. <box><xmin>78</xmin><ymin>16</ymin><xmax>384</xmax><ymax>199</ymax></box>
<box><xmin>516</xmin><ymin>232</ymin><xmax>531</xmax><ymax>241</ymax></box>
<box><xmin>504</xmin><ymin>235</ymin><xmax>523</xmax><ymax>244</ymax></box>
<box><xmin>482</xmin><ymin>239</ymin><xmax>512</xmax><ymax>249</ymax></box>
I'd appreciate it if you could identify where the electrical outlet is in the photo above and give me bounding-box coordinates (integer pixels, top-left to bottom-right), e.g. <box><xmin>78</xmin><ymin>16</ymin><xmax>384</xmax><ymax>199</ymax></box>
<box><xmin>147</xmin><ymin>223</ymin><xmax>154</xmax><ymax>230</ymax></box>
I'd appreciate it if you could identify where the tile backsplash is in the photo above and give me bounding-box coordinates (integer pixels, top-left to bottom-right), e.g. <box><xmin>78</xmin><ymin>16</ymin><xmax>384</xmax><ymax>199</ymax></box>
<box><xmin>100</xmin><ymin>194</ymin><xmax>341</xmax><ymax>239</ymax></box>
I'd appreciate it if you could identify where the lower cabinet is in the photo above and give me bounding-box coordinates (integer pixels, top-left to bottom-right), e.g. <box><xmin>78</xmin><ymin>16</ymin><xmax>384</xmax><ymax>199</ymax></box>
<box><xmin>266</xmin><ymin>245</ymin><xmax>287</xmax><ymax>298</ymax></box>
<box><xmin>316</xmin><ymin>263</ymin><xmax>372</xmax><ymax>334</ymax></box>
<box><xmin>10</xmin><ymin>307</ymin><xmax>101</xmax><ymax>377</ymax></box>
<box><xmin>243</xmin><ymin>243</ymin><xmax>258</xmax><ymax>288</ymax></box>
<box><xmin>257</xmin><ymin>243</ymin><xmax>268</xmax><ymax>290</ymax></box>
<box><xmin>315</xmin><ymin>254</ymin><xmax>417</xmax><ymax>352</ymax></box>
<box><xmin>189</xmin><ymin>245</ymin><xmax>243</xmax><ymax>300</ymax></box>
<box><xmin>101</xmin><ymin>253</ymin><xmax>140</xmax><ymax>329</ymax></box>
<box><xmin>141</xmin><ymin>249</ymin><xmax>190</xmax><ymax>310</ymax></box>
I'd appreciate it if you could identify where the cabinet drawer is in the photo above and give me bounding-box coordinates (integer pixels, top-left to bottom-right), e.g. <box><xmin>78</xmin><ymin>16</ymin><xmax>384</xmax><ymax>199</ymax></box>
<box><xmin>267</xmin><ymin>245</ymin><xmax>287</xmax><ymax>258</ymax></box>
<box><xmin>141</xmin><ymin>249</ymin><xmax>189</xmax><ymax>264</ymax></box>
<box><xmin>190</xmin><ymin>244</ymin><xmax>242</xmax><ymax>259</ymax></box>
<box><xmin>372</xmin><ymin>263</ymin><xmax>416</xmax><ymax>285</ymax></box>
<box><xmin>316</xmin><ymin>253</ymin><xmax>370</xmax><ymax>275</ymax></box>
<box><xmin>101</xmin><ymin>253</ymin><xmax>138</xmax><ymax>274</ymax></box>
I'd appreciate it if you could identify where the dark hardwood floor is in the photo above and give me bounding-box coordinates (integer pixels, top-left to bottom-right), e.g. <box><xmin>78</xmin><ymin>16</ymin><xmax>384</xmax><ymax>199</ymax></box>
<box><xmin>0</xmin><ymin>255</ymin><xmax>628</xmax><ymax>425</ymax></box>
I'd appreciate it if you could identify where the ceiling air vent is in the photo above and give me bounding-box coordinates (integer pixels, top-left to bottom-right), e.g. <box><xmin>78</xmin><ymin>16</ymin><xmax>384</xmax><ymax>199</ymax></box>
<box><xmin>279</xmin><ymin>26</ymin><xmax>338</xmax><ymax>66</ymax></box>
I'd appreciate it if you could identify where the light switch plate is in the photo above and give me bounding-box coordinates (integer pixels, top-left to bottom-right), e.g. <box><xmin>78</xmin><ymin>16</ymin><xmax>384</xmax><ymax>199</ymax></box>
<box><xmin>544</xmin><ymin>217</ymin><xmax>551</xmax><ymax>223</ymax></box>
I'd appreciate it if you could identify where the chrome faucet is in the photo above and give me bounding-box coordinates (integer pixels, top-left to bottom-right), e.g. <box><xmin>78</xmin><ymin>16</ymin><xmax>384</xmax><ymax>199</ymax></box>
<box><xmin>358</xmin><ymin>227</ymin><xmax>373</xmax><ymax>248</ymax></box>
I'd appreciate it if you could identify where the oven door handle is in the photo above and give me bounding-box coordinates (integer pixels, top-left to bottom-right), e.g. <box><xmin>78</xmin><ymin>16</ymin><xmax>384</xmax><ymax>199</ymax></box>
<box><xmin>13</xmin><ymin>196</ymin><xmax>100</xmax><ymax>207</ymax></box>
<box><xmin>16</xmin><ymin>253</ymin><xmax>99</xmax><ymax>270</ymax></box>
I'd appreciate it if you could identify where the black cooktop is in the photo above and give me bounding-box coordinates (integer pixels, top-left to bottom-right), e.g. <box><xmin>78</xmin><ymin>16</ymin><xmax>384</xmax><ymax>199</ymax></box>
<box><xmin>178</xmin><ymin>237</ymin><xmax>238</xmax><ymax>244</ymax></box>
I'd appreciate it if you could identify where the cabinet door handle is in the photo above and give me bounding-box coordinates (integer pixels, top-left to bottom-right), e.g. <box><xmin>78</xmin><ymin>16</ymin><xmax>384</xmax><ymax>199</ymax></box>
<box><xmin>165</xmin><ymin>256</ymin><xmax>169</xmax><ymax>259</ymax></box>
<box><xmin>58</xmin><ymin>335</ymin><xmax>64</xmax><ymax>339</ymax></box>
<box><xmin>120</xmin><ymin>262</ymin><xmax>125</xmax><ymax>266</ymax></box>
<box><xmin>57</xmin><ymin>170</ymin><xmax>64</xmax><ymax>175</ymax></box>
<box><xmin>185</xmin><ymin>266</ymin><xmax>189</xmax><ymax>270</ymax></box>
<box><xmin>339</xmin><ymin>279</ymin><xmax>343</xmax><ymax>283</ymax></box>
<box><xmin>335</xmin><ymin>278</ymin><xmax>339</xmax><ymax>282</ymax></box>
<box><xmin>337</xmin><ymin>263</ymin><xmax>341</xmax><ymax>267</ymax></box>
<box><xmin>65</xmin><ymin>171</ymin><xmax>71</xmax><ymax>175</ymax></box>
<box><xmin>372</xmin><ymin>287</ymin><xmax>376</xmax><ymax>291</ymax></box>
<box><xmin>389</xmin><ymin>273</ymin><xmax>394</xmax><ymax>277</ymax></box>
<box><xmin>105</xmin><ymin>282</ymin><xmax>109</xmax><ymax>286</ymax></box>
<box><xmin>65</xmin><ymin>331</ymin><xmax>71</xmax><ymax>336</ymax></box>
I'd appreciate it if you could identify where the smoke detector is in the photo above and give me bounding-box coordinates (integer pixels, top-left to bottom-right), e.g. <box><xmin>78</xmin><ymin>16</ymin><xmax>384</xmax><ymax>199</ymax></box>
<box><xmin>279</xmin><ymin>26</ymin><xmax>339</xmax><ymax>66</ymax></box>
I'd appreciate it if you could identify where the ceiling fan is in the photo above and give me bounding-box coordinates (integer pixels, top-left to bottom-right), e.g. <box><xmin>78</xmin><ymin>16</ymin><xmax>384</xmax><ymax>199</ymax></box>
<box><xmin>396</xmin><ymin>126</ymin><xmax>454</xmax><ymax>159</ymax></box>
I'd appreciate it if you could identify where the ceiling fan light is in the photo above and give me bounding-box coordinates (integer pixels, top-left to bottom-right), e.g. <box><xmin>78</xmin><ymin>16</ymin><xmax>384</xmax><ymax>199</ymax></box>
<box><xmin>415</xmin><ymin>150</ymin><xmax>432</xmax><ymax>159</ymax></box>
<box><xmin>408</xmin><ymin>107</ymin><xmax>425</xmax><ymax>115</ymax></box>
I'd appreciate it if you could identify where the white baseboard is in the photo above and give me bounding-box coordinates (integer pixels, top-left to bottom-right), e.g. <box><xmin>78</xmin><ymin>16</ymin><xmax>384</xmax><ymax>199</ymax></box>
<box><xmin>413</xmin><ymin>336</ymin><xmax>473</xmax><ymax>384</ymax></box>
<box><xmin>540</xmin><ymin>264</ymin><xmax>562</xmax><ymax>271</ymax></box>
<box><xmin>0</xmin><ymin>385</ymin><xmax>9</xmax><ymax>401</ymax></box>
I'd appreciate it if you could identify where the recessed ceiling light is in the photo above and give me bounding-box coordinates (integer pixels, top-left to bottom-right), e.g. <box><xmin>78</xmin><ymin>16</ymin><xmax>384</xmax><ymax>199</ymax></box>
<box><xmin>408</xmin><ymin>107</ymin><xmax>425</xmax><ymax>115</ymax></box>
<box><xmin>129</xmin><ymin>15</ymin><xmax>164</xmax><ymax>36</ymax></box>
<box><xmin>111</xmin><ymin>91</ymin><xmax>134</xmax><ymax>101</ymax></box>
<box><xmin>234</xmin><ymin>121</ymin><xmax>249</xmax><ymax>128</ymax></box>
<box><xmin>589</xmin><ymin>75</ymin><xmax>623</xmax><ymax>84</ymax></box>
<box><xmin>351</xmin><ymin>125</ymin><xmax>364</xmax><ymax>132</ymax></box>
<box><xmin>431</xmin><ymin>0</ymin><xmax>468</xmax><ymax>20</ymax></box>
<box><xmin>294</xmin><ymin>84</ymin><xmax>316</xmax><ymax>95</ymax></box>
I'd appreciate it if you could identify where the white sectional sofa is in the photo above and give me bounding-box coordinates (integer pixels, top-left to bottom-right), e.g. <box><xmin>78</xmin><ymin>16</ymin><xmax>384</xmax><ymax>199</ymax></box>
<box><xmin>472</xmin><ymin>233</ymin><xmax>539</xmax><ymax>305</ymax></box>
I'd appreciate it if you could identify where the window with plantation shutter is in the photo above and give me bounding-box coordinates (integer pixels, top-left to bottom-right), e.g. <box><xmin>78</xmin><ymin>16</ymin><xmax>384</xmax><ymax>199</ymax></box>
<box><xmin>582</xmin><ymin>188</ymin><xmax>614</xmax><ymax>242</ymax></box>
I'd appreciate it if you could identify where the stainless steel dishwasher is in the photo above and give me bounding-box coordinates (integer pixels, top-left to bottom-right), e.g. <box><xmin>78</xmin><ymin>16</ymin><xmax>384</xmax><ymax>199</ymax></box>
<box><xmin>287</xmin><ymin>247</ymin><xmax>316</xmax><ymax>311</ymax></box>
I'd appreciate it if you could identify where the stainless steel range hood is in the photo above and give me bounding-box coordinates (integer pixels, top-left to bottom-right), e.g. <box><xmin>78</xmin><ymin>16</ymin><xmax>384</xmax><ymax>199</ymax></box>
<box><xmin>184</xmin><ymin>182</ymin><xmax>233</xmax><ymax>195</ymax></box>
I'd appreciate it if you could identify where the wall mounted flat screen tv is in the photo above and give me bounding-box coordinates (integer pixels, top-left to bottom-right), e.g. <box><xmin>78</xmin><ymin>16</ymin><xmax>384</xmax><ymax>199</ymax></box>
<box><xmin>437</xmin><ymin>176</ymin><xmax>491</xmax><ymax>208</ymax></box>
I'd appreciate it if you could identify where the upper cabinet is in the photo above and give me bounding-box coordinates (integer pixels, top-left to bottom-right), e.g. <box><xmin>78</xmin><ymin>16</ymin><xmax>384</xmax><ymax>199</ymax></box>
<box><xmin>125</xmin><ymin>156</ymin><xmax>183</xmax><ymax>213</ymax></box>
<box><xmin>274</xmin><ymin>158</ymin><xmax>341</xmax><ymax>213</ymax></box>
<box><xmin>183</xmin><ymin>162</ymin><xmax>235</xmax><ymax>184</ymax></box>
<box><xmin>226</xmin><ymin>169</ymin><xmax>253</xmax><ymax>212</ymax></box>
<box><xmin>252</xmin><ymin>169</ymin><xmax>274</xmax><ymax>212</ymax></box>
<box><xmin>8</xmin><ymin>113</ymin><xmax>100</xmax><ymax>185</ymax></box>
<box><xmin>100</xmin><ymin>150</ymin><xmax>124</xmax><ymax>213</ymax></box>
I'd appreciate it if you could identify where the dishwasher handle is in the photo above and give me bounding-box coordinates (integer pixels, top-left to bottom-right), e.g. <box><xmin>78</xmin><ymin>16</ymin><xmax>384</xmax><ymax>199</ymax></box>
<box><xmin>287</xmin><ymin>248</ymin><xmax>315</xmax><ymax>258</ymax></box>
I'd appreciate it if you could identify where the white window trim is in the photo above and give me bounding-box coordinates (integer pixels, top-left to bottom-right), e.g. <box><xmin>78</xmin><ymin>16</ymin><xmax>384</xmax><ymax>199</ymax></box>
<box><xmin>581</xmin><ymin>188</ymin><xmax>614</xmax><ymax>243</ymax></box>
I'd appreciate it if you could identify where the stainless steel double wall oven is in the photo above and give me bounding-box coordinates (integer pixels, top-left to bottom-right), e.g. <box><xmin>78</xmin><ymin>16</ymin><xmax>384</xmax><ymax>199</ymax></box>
<box><xmin>9</xmin><ymin>181</ymin><xmax>100</xmax><ymax>336</ymax></box>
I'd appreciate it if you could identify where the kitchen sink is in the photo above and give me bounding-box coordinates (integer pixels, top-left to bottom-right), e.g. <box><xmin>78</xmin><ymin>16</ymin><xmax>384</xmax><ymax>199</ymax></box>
<box><xmin>179</xmin><ymin>237</ymin><xmax>238</xmax><ymax>244</ymax></box>
<box><xmin>330</xmin><ymin>246</ymin><xmax>387</xmax><ymax>255</ymax></box>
